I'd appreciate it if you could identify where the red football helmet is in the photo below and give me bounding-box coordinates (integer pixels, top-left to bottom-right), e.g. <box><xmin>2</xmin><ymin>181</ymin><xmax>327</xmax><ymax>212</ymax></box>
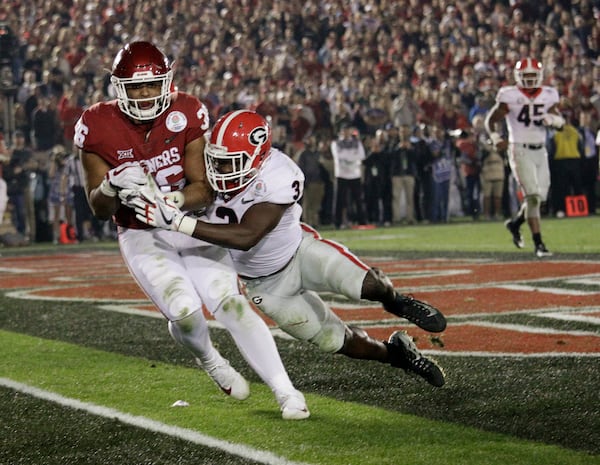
<box><xmin>205</xmin><ymin>110</ymin><xmax>272</xmax><ymax>194</ymax></box>
<box><xmin>110</xmin><ymin>41</ymin><xmax>173</xmax><ymax>121</ymax></box>
<box><xmin>514</xmin><ymin>58</ymin><xmax>543</xmax><ymax>89</ymax></box>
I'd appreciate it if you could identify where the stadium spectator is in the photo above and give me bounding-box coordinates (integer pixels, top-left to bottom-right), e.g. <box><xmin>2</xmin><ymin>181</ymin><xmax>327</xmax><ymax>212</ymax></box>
<box><xmin>412</xmin><ymin>124</ymin><xmax>433</xmax><ymax>223</ymax></box>
<box><xmin>363</xmin><ymin>128</ymin><xmax>392</xmax><ymax>226</ymax></box>
<box><xmin>456</xmin><ymin>129</ymin><xmax>482</xmax><ymax>221</ymax></box>
<box><xmin>428</xmin><ymin>124</ymin><xmax>454</xmax><ymax>223</ymax></box>
<box><xmin>31</xmin><ymin>94</ymin><xmax>61</xmax><ymax>166</ymax></box>
<box><xmin>577</xmin><ymin>110</ymin><xmax>598</xmax><ymax>215</ymax></box>
<box><xmin>57</xmin><ymin>87</ymin><xmax>84</xmax><ymax>152</ymax></box>
<box><xmin>296</xmin><ymin>135</ymin><xmax>326</xmax><ymax>227</ymax></box>
<box><xmin>548</xmin><ymin>118</ymin><xmax>584</xmax><ymax>217</ymax></box>
<box><xmin>330</xmin><ymin>124</ymin><xmax>367</xmax><ymax>229</ymax></box>
<box><xmin>473</xmin><ymin>115</ymin><xmax>505</xmax><ymax>221</ymax></box>
<box><xmin>3</xmin><ymin>130</ymin><xmax>35</xmax><ymax>242</ymax></box>
<box><xmin>47</xmin><ymin>144</ymin><xmax>75</xmax><ymax>244</ymax></box>
<box><xmin>390</xmin><ymin>125</ymin><xmax>419</xmax><ymax>224</ymax></box>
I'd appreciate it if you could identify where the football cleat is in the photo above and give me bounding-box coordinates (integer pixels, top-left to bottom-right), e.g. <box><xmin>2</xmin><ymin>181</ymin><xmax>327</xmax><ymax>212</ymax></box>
<box><xmin>275</xmin><ymin>389</ymin><xmax>310</xmax><ymax>420</ymax></box>
<box><xmin>385</xmin><ymin>331</ymin><xmax>445</xmax><ymax>387</ymax></box>
<box><xmin>200</xmin><ymin>359</ymin><xmax>250</xmax><ymax>400</ymax></box>
<box><xmin>535</xmin><ymin>243</ymin><xmax>553</xmax><ymax>258</ymax></box>
<box><xmin>384</xmin><ymin>292</ymin><xmax>447</xmax><ymax>332</ymax></box>
<box><xmin>504</xmin><ymin>219</ymin><xmax>524</xmax><ymax>249</ymax></box>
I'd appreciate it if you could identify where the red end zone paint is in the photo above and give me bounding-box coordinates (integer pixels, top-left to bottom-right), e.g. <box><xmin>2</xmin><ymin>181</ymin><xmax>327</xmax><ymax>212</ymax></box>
<box><xmin>1</xmin><ymin>253</ymin><xmax>599</xmax><ymax>355</ymax></box>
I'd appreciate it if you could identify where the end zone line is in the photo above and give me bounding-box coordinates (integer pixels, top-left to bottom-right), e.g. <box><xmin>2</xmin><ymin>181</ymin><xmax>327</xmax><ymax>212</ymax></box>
<box><xmin>0</xmin><ymin>377</ymin><xmax>312</xmax><ymax>465</ymax></box>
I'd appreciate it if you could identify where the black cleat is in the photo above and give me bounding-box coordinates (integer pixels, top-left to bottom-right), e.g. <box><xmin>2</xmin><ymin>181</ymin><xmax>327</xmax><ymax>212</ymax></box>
<box><xmin>385</xmin><ymin>331</ymin><xmax>445</xmax><ymax>387</ymax></box>
<box><xmin>384</xmin><ymin>293</ymin><xmax>447</xmax><ymax>332</ymax></box>
<box><xmin>504</xmin><ymin>219</ymin><xmax>524</xmax><ymax>249</ymax></box>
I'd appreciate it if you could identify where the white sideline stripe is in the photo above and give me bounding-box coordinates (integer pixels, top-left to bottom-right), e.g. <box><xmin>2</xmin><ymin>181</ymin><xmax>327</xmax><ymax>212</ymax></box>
<box><xmin>96</xmin><ymin>305</ymin><xmax>297</xmax><ymax>340</ymax></box>
<box><xmin>0</xmin><ymin>378</ymin><xmax>312</xmax><ymax>465</ymax></box>
<box><xmin>537</xmin><ymin>311</ymin><xmax>600</xmax><ymax>325</ymax></box>
<box><xmin>426</xmin><ymin>350</ymin><xmax>600</xmax><ymax>358</ymax></box>
<box><xmin>0</xmin><ymin>267</ymin><xmax>34</xmax><ymax>273</ymax></box>
<box><xmin>465</xmin><ymin>320</ymin><xmax>600</xmax><ymax>336</ymax></box>
<box><xmin>565</xmin><ymin>277</ymin><xmax>600</xmax><ymax>286</ymax></box>
<box><xmin>496</xmin><ymin>284</ymin><xmax>598</xmax><ymax>296</ymax></box>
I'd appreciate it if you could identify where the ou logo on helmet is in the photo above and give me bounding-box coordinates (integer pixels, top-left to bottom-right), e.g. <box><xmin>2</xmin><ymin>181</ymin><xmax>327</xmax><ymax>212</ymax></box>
<box><xmin>249</xmin><ymin>126</ymin><xmax>268</xmax><ymax>146</ymax></box>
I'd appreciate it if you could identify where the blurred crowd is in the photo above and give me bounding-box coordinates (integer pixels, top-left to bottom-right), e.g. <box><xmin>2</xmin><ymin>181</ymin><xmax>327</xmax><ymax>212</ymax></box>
<box><xmin>0</xmin><ymin>0</ymin><xmax>598</xmax><ymax>245</ymax></box>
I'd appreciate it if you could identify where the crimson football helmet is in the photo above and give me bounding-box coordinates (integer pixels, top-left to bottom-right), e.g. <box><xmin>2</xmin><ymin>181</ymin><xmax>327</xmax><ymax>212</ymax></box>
<box><xmin>110</xmin><ymin>41</ymin><xmax>173</xmax><ymax>121</ymax></box>
<box><xmin>514</xmin><ymin>58</ymin><xmax>543</xmax><ymax>89</ymax></box>
<box><xmin>205</xmin><ymin>110</ymin><xmax>272</xmax><ymax>194</ymax></box>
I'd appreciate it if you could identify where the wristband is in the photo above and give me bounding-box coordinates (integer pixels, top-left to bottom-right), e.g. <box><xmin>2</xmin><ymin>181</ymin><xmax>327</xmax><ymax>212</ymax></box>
<box><xmin>99</xmin><ymin>178</ymin><xmax>117</xmax><ymax>197</ymax></box>
<box><xmin>177</xmin><ymin>216</ymin><xmax>197</xmax><ymax>236</ymax></box>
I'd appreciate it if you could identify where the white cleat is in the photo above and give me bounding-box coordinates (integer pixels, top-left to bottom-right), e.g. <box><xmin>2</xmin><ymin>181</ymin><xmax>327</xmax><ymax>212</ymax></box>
<box><xmin>200</xmin><ymin>359</ymin><xmax>250</xmax><ymax>400</ymax></box>
<box><xmin>276</xmin><ymin>389</ymin><xmax>310</xmax><ymax>420</ymax></box>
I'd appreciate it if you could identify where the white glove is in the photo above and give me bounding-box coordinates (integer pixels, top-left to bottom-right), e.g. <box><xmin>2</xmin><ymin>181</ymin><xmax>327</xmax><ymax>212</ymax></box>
<box><xmin>131</xmin><ymin>192</ymin><xmax>197</xmax><ymax>236</ymax></box>
<box><xmin>99</xmin><ymin>162</ymin><xmax>147</xmax><ymax>198</ymax></box>
<box><xmin>118</xmin><ymin>172</ymin><xmax>158</xmax><ymax>207</ymax></box>
<box><xmin>489</xmin><ymin>132</ymin><xmax>503</xmax><ymax>147</ymax></box>
<box><xmin>542</xmin><ymin>114</ymin><xmax>565</xmax><ymax>129</ymax></box>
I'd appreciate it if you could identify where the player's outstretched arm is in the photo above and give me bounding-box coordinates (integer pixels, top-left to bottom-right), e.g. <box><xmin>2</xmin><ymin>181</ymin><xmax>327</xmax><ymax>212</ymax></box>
<box><xmin>133</xmin><ymin>195</ymin><xmax>289</xmax><ymax>251</ymax></box>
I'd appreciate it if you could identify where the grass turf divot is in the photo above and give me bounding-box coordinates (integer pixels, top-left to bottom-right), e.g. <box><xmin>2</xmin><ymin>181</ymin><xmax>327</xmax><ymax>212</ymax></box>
<box><xmin>1</xmin><ymin>330</ymin><xmax>597</xmax><ymax>465</ymax></box>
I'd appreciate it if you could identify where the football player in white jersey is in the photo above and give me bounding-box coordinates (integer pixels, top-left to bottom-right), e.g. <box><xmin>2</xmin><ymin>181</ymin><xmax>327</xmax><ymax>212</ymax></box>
<box><xmin>132</xmin><ymin>110</ymin><xmax>447</xmax><ymax>390</ymax></box>
<box><xmin>484</xmin><ymin>58</ymin><xmax>564</xmax><ymax>258</ymax></box>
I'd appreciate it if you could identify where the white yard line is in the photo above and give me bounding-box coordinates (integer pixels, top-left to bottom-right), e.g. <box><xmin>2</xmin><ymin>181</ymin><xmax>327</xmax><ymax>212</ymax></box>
<box><xmin>0</xmin><ymin>377</ymin><xmax>313</xmax><ymax>465</ymax></box>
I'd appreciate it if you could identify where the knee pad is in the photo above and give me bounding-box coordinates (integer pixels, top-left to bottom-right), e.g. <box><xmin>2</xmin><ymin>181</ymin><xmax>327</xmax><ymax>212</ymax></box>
<box><xmin>168</xmin><ymin>310</ymin><xmax>208</xmax><ymax>347</ymax></box>
<box><xmin>291</xmin><ymin>291</ymin><xmax>346</xmax><ymax>353</ymax></box>
<box><xmin>308</xmin><ymin>320</ymin><xmax>346</xmax><ymax>353</ymax></box>
<box><xmin>525</xmin><ymin>195</ymin><xmax>541</xmax><ymax>218</ymax></box>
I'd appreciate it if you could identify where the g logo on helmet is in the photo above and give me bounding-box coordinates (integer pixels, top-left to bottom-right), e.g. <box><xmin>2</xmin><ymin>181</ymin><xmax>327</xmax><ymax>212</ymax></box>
<box><xmin>249</xmin><ymin>126</ymin><xmax>268</xmax><ymax>146</ymax></box>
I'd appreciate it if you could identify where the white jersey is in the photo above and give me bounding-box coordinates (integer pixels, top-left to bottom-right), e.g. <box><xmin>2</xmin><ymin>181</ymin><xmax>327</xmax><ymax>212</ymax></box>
<box><xmin>204</xmin><ymin>148</ymin><xmax>305</xmax><ymax>278</ymax></box>
<box><xmin>496</xmin><ymin>85</ymin><xmax>560</xmax><ymax>145</ymax></box>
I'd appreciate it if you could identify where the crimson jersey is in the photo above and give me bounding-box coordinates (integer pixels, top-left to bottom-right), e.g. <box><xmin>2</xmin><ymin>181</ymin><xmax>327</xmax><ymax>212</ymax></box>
<box><xmin>74</xmin><ymin>92</ymin><xmax>210</xmax><ymax>228</ymax></box>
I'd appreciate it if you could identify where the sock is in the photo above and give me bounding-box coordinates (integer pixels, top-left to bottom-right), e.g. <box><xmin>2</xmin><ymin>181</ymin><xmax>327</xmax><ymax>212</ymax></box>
<box><xmin>532</xmin><ymin>232</ymin><xmax>542</xmax><ymax>246</ymax></box>
<box><xmin>514</xmin><ymin>211</ymin><xmax>525</xmax><ymax>228</ymax></box>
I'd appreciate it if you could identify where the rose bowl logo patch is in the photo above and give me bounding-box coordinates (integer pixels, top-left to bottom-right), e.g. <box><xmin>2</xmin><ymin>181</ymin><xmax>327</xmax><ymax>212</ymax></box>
<box><xmin>166</xmin><ymin>111</ymin><xmax>187</xmax><ymax>132</ymax></box>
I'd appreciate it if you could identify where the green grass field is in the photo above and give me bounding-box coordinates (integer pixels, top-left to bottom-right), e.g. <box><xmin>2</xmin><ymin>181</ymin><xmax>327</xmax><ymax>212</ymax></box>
<box><xmin>1</xmin><ymin>216</ymin><xmax>599</xmax><ymax>465</ymax></box>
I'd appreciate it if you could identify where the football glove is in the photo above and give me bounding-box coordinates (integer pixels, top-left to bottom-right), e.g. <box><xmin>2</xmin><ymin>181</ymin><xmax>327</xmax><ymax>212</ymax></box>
<box><xmin>99</xmin><ymin>162</ymin><xmax>147</xmax><ymax>198</ymax></box>
<box><xmin>131</xmin><ymin>190</ymin><xmax>197</xmax><ymax>236</ymax></box>
<box><xmin>118</xmin><ymin>172</ymin><xmax>159</xmax><ymax>207</ymax></box>
<box><xmin>489</xmin><ymin>132</ymin><xmax>504</xmax><ymax>147</ymax></box>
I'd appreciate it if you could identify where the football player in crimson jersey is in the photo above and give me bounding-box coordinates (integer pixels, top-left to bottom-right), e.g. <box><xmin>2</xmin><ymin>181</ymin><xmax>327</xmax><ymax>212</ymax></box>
<box><xmin>74</xmin><ymin>42</ymin><xmax>309</xmax><ymax>420</ymax></box>
<box><xmin>484</xmin><ymin>58</ymin><xmax>565</xmax><ymax>258</ymax></box>
<box><xmin>133</xmin><ymin>110</ymin><xmax>447</xmax><ymax>389</ymax></box>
